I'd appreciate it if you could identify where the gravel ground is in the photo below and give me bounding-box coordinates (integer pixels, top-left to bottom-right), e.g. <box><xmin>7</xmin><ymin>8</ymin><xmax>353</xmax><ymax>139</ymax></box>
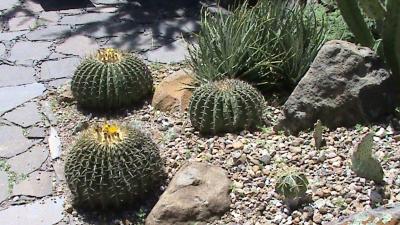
<box><xmin>49</xmin><ymin>63</ymin><xmax>400</xmax><ymax>225</ymax></box>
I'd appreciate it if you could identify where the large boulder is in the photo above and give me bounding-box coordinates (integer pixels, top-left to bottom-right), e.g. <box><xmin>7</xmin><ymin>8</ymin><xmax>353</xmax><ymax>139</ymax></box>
<box><xmin>152</xmin><ymin>70</ymin><xmax>193</xmax><ymax>112</ymax></box>
<box><xmin>276</xmin><ymin>40</ymin><xmax>398</xmax><ymax>134</ymax></box>
<box><xmin>327</xmin><ymin>204</ymin><xmax>400</xmax><ymax>225</ymax></box>
<box><xmin>145</xmin><ymin>162</ymin><xmax>231</xmax><ymax>225</ymax></box>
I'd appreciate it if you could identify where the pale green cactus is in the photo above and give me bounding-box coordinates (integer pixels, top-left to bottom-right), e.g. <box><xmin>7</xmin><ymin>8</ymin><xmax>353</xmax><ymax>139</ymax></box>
<box><xmin>313</xmin><ymin>120</ymin><xmax>324</xmax><ymax>150</ymax></box>
<box><xmin>351</xmin><ymin>132</ymin><xmax>384</xmax><ymax>184</ymax></box>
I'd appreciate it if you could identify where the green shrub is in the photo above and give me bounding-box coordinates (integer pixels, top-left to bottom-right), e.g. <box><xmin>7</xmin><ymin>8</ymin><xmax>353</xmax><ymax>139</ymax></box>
<box><xmin>71</xmin><ymin>48</ymin><xmax>153</xmax><ymax>110</ymax></box>
<box><xmin>189</xmin><ymin>79</ymin><xmax>265</xmax><ymax>134</ymax></box>
<box><xmin>188</xmin><ymin>0</ymin><xmax>326</xmax><ymax>92</ymax></box>
<box><xmin>64</xmin><ymin>123</ymin><xmax>164</xmax><ymax>210</ymax></box>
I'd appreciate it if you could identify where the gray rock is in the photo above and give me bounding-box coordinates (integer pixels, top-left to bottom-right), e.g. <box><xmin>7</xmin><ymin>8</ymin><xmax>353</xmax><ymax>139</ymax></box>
<box><xmin>146</xmin><ymin>162</ymin><xmax>231</xmax><ymax>225</ymax></box>
<box><xmin>8</xmin><ymin>16</ymin><xmax>37</xmax><ymax>32</ymax></box>
<box><xmin>26</xmin><ymin>127</ymin><xmax>46</xmax><ymax>139</ymax></box>
<box><xmin>55</xmin><ymin>35</ymin><xmax>99</xmax><ymax>57</ymax></box>
<box><xmin>0</xmin><ymin>125</ymin><xmax>34</xmax><ymax>158</ymax></box>
<box><xmin>3</xmin><ymin>102</ymin><xmax>42</xmax><ymax>128</ymax></box>
<box><xmin>40</xmin><ymin>58</ymin><xmax>80</xmax><ymax>80</ymax></box>
<box><xmin>52</xmin><ymin>160</ymin><xmax>65</xmax><ymax>182</ymax></box>
<box><xmin>0</xmin><ymin>65</ymin><xmax>36</xmax><ymax>87</ymax></box>
<box><xmin>40</xmin><ymin>101</ymin><xmax>57</xmax><ymax>126</ymax></box>
<box><xmin>276</xmin><ymin>40</ymin><xmax>398</xmax><ymax>134</ymax></box>
<box><xmin>26</xmin><ymin>25</ymin><xmax>71</xmax><ymax>41</ymax></box>
<box><xmin>12</xmin><ymin>171</ymin><xmax>53</xmax><ymax>197</ymax></box>
<box><xmin>0</xmin><ymin>43</ymin><xmax>5</xmax><ymax>56</ymax></box>
<box><xmin>327</xmin><ymin>203</ymin><xmax>400</xmax><ymax>225</ymax></box>
<box><xmin>144</xmin><ymin>39</ymin><xmax>189</xmax><ymax>63</ymax></box>
<box><xmin>48</xmin><ymin>78</ymin><xmax>71</xmax><ymax>89</ymax></box>
<box><xmin>0</xmin><ymin>83</ymin><xmax>46</xmax><ymax>115</ymax></box>
<box><xmin>0</xmin><ymin>197</ymin><xmax>64</xmax><ymax>225</ymax></box>
<box><xmin>9</xmin><ymin>41</ymin><xmax>52</xmax><ymax>65</ymax></box>
<box><xmin>0</xmin><ymin>0</ymin><xmax>19</xmax><ymax>11</ymax></box>
<box><xmin>0</xmin><ymin>171</ymin><xmax>10</xmax><ymax>203</ymax></box>
<box><xmin>48</xmin><ymin>127</ymin><xmax>61</xmax><ymax>160</ymax></box>
<box><xmin>37</xmin><ymin>12</ymin><xmax>60</xmax><ymax>26</ymax></box>
<box><xmin>7</xmin><ymin>145</ymin><xmax>49</xmax><ymax>174</ymax></box>
<box><xmin>0</xmin><ymin>31</ymin><xmax>29</xmax><ymax>42</ymax></box>
<box><xmin>24</xmin><ymin>0</ymin><xmax>44</xmax><ymax>13</ymax></box>
<box><xmin>59</xmin><ymin>13</ymin><xmax>114</xmax><ymax>25</ymax></box>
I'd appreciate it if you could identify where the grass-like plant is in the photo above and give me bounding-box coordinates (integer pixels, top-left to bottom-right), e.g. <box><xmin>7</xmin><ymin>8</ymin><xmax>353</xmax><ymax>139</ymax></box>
<box><xmin>188</xmin><ymin>0</ymin><xmax>326</xmax><ymax>92</ymax></box>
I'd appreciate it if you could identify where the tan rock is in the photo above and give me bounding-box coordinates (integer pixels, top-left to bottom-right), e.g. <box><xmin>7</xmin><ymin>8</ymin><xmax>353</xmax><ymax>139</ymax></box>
<box><xmin>145</xmin><ymin>162</ymin><xmax>231</xmax><ymax>225</ymax></box>
<box><xmin>152</xmin><ymin>70</ymin><xmax>193</xmax><ymax>112</ymax></box>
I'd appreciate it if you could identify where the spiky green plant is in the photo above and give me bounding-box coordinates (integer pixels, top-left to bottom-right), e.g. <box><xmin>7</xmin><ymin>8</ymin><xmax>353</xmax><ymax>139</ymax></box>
<box><xmin>188</xmin><ymin>0</ymin><xmax>326</xmax><ymax>92</ymax></box>
<box><xmin>64</xmin><ymin>123</ymin><xmax>164</xmax><ymax>210</ymax></box>
<box><xmin>351</xmin><ymin>132</ymin><xmax>384</xmax><ymax>184</ymax></box>
<box><xmin>275</xmin><ymin>168</ymin><xmax>309</xmax><ymax>200</ymax></box>
<box><xmin>189</xmin><ymin>79</ymin><xmax>265</xmax><ymax>134</ymax></box>
<box><xmin>71</xmin><ymin>48</ymin><xmax>153</xmax><ymax>110</ymax></box>
<box><xmin>336</xmin><ymin>0</ymin><xmax>400</xmax><ymax>80</ymax></box>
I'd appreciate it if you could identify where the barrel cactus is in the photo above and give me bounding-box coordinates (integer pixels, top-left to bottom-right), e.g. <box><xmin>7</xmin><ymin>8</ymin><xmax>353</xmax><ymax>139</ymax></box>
<box><xmin>275</xmin><ymin>168</ymin><xmax>309</xmax><ymax>209</ymax></box>
<box><xmin>64</xmin><ymin>123</ymin><xmax>164</xmax><ymax>210</ymax></box>
<box><xmin>71</xmin><ymin>48</ymin><xmax>153</xmax><ymax>110</ymax></box>
<box><xmin>189</xmin><ymin>79</ymin><xmax>265</xmax><ymax>135</ymax></box>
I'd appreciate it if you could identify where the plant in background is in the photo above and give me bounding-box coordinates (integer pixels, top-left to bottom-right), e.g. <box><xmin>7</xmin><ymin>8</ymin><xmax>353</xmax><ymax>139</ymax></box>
<box><xmin>71</xmin><ymin>48</ymin><xmax>153</xmax><ymax>110</ymax></box>
<box><xmin>351</xmin><ymin>132</ymin><xmax>384</xmax><ymax>184</ymax></box>
<box><xmin>188</xmin><ymin>0</ymin><xmax>326</xmax><ymax>92</ymax></box>
<box><xmin>189</xmin><ymin>79</ymin><xmax>265</xmax><ymax>135</ymax></box>
<box><xmin>275</xmin><ymin>167</ymin><xmax>309</xmax><ymax>209</ymax></box>
<box><xmin>64</xmin><ymin>123</ymin><xmax>164</xmax><ymax>210</ymax></box>
<box><xmin>336</xmin><ymin>0</ymin><xmax>400</xmax><ymax>80</ymax></box>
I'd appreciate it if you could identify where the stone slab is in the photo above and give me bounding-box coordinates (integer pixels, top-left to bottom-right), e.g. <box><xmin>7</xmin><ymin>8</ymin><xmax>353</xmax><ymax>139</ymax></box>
<box><xmin>0</xmin><ymin>197</ymin><xmax>64</xmax><ymax>225</ymax></box>
<box><xmin>144</xmin><ymin>39</ymin><xmax>189</xmax><ymax>63</ymax></box>
<box><xmin>37</xmin><ymin>11</ymin><xmax>60</xmax><ymax>26</ymax></box>
<box><xmin>40</xmin><ymin>58</ymin><xmax>80</xmax><ymax>80</ymax></box>
<box><xmin>52</xmin><ymin>160</ymin><xmax>65</xmax><ymax>182</ymax></box>
<box><xmin>3</xmin><ymin>102</ymin><xmax>42</xmax><ymax>127</ymax></box>
<box><xmin>104</xmin><ymin>32</ymin><xmax>165</xmax><ymax>52</ymax></box>
<box><xmin>26</xmin><ymin>25</ymin><xmax>71</xmax><ymax>41</ymax></box>
<box><xmin>0</xmin><ymin>125</ymin><xmax>34</xmax><ymax>158</ymax></box>
<box><xmin>24</xmin><ymin>0</ymin><xmax>44</xmax><ymax>13</ymax></box>
<box><xmin>59</xmin><ymin>13</ymin><xmax>114</xmax><ymax>25</ymax></box>
<box><xmin>12</xmin><ymin>171</ymin><xmax>53</xmax><ymax>197</ymax></box>
<box><xmin>0</xmin><ymin>83</ymin><xmax>46</xmax><ymax>115</ymax></box>
<box><xmin>48</xmin><ymin>78</ymin><xmax>70</xmax><ymax>89</ymax></box>
<box><xmin>7</xmin><ymin>145</ymin><xmax>49</xmax><ymax>174</ymax></box>
<box><xmin>0</xmin><ymin>65</ymin><xmax>36</xmax><ymax>87</ymax></box>
<box><xmin>9</xmin><ymin>41</ymin><xmax>52</xmax><ymax>65</ymax></box>
<box><xmin>0</xmin><ymin>0</ymin><xmax>19</xmax><ymax>11</ymax></box>
<box><xmin>8</xmin><ymin>16</ymin><xmax>37</xmax><ymax>32</ymax></box>
<box><xmin>0</xmin><ymin>43</ymin><xmax>5</xmax><ymax>56</ymax></box>
<box><xmin>26</xmin><ymin>127</ymin><xmax>46</xmax><ymax>139</ymax></box>
<box><xmin>0</xmin><ymin>171</ymin><xmax>9</xmax><ymax>203</ymax></box>
<box><xmin>0</xmin><ymin>31</ymin><xmax>29</xmax><ymax>42</ymax></box>
<box><xmin>55</xmin><ymin>35</ymin><xmax>99</xmax><ymax>57</ymax></box>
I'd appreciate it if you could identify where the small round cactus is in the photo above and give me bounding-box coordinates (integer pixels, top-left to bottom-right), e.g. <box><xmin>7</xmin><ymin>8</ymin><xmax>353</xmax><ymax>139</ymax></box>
<box><xmin>189</xmin><ymin>79</ymin><xmax>265</xmax><ymax>134</ymax></box>
<box><xmin>275</xmin><ymin>168</ymin><xmax>308</xmax><ymax>200</ymax></box>
<box><xmin>71</xmin><ymin>48</ymin><xmax>153</xmax><ymax>110</ymax></box>
<box><xmin>64</xmin><ymin>123</ymin><xmax>164</xmax><ymax>210</ymax></box>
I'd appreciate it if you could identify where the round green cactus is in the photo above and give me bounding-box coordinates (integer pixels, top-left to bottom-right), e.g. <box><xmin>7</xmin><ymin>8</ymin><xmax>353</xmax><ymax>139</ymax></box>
<box><xmin>275</xmin><ymin>168</ymin><xmax>309</xmax><ymax>200</ymax></box>
<box><xmin>189</xmin><ymin>79</ymin><xmax>265</xmax><ymax>134</ymax></box>
<box><xmin>64</xmin><ymin>123</ymin><xmax>164</xmax><ymax>210</ymax></box>
<box><xmin>71</xmin><ymin>48</ymin><xmax>153</xmax><ymax>110</ymax></box>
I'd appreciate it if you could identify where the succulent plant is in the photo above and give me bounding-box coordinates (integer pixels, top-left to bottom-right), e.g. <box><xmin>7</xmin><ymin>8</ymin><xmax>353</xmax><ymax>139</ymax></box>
<box><xmin>351</xmin><ymin>132</ymin><xmax>384</xmax><ymax>184</ymax></box>
<box><xmin>313</xmin><ymin>120</ymin><xmax>324</xmax><ymax>150</ymax></box>
<box><xmin>71</xmin><ymin>48</ymin><xmax>153</xmax><ymax>110</ymax></box>
<box><xmin>275</xmin><ymin>168</ymin><xmax>309</xmax><ymax>200</ymax></box>
<box><xmin>188</xmin><ymin>79</ymin><xmax>265</xmax><ymax>135</ymax></box>
<box><xmin>64</xmin><ymin>123</ymin><xmax>164</xmax><ymax>210</ymax></box>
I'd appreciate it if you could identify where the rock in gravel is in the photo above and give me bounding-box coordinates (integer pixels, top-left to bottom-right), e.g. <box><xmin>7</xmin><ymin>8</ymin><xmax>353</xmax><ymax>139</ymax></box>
<box><xmin>146</xmin><ymin>162</ymin><xmax>231</xmax><ymax>225</ymax></box>
<box><xmin>152</xmin><ymin>70</ymin><xmax>193</xmax><ymax>112</ymax></box>
<box><xmin>327</xmin><ymin>203</ymin><xmax>400</xmax><ymax>225</ymax></box>
<box><xmin>276</xmin><ymin>40</ymin><xmax>397</xmax><ymax>134</ymax></box>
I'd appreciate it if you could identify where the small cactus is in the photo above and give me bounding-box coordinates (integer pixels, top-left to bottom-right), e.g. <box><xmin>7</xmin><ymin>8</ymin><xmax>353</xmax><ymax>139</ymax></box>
<box><xmin>275</xmin><ymin>168</ymin><xmax>309</xmax><ymax>209</ymax></box>
<box><xmin>189</xmin><ymin>79</ymin><xmax>265</xmax><ymax>135</ymax></box>
<box><xmin>351</xmin><ymin>132</ymin><xmax>384</xmax><ymax>184</ymax></box>
<box><xmin>71</xmin><ymin>48</ymin><xmax>153</xmax><ymax>110</ymax></box>
<box><xmin>313</xmin><ymin>120</ymin><xmax>324</xmax><ymax>150</ymax></box>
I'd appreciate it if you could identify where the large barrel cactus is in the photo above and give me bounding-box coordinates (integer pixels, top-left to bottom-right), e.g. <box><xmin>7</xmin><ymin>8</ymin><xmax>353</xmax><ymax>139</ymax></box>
<box><xmin>71</xmin><ymin>48</ymin><xmax>153</xmax><ymax>110</ymax></box>
<box><xmin>64</xmin><ymin>123</ymin><xmax>164</xmax><ymax>210</ymax></box>
<box><xmin>189</xmin><ymin>79</ymin><xmax>265</xmax><ymax>134</ymax></box>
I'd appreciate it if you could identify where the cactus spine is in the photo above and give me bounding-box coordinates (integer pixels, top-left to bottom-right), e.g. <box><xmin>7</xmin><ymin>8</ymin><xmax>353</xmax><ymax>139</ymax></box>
<box><xmin>71</xmin><ymin>48</ymin><xmax>153</xmax><ymax>110</ymax></box>
<box><xmin>275</xmin><ymin>168</ymin><xmax>309</xmax><ymax>209</ymax></box>
<box><xmin>336</xmin><ymin>0</ymin><xmax>400</xmax><ymax>79</ymax></box>
<box><xmin>189</xmin><ymin>79</ymin><xmax>265</xmax><ymax>135</ymax></box>
<box><xmin>64</xmin><ymin>123</ymin><xmax>164</xmax><ymax>210</ymax></box>
<box><xmin>351</xmin><ymin>132</ymin><xmax>384</xmax><ymax>184</ymax></box>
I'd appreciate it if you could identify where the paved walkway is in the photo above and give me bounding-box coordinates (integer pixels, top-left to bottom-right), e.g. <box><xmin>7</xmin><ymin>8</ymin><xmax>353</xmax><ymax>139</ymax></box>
<box><xmin>0</xmin><ymin>0</ymin><xmax>201</xmax><ymax>224</ymax></box>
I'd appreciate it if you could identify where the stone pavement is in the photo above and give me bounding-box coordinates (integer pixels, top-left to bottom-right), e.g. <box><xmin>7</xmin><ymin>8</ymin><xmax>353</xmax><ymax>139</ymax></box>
<box><xmin>0</xmin><ymin>0</ymin><xmax>201</xmax><ymax>224</ymax></box>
